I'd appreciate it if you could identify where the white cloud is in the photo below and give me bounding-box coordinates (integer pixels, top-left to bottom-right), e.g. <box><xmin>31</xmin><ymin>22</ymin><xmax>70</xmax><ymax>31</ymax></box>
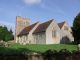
<box><xmin>23</xmin><ymin>0</ymin><xmax>42</xmax><ymax>5</ymax></box>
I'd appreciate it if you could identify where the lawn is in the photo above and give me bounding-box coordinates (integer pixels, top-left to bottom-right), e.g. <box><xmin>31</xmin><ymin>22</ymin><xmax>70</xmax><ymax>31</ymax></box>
<box><xmin>10</xmin><ymin>44</ymin><xmax>78</xmax><ymax>53</ymax></box>
<box><xmin>0</xmin><ymin>44</ymin><xmax>78</xmax><ymax>53</ymax></box>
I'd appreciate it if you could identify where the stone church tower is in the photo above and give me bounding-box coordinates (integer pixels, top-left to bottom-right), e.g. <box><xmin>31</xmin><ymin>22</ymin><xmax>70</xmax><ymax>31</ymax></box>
<box><xmin>15</xmin><ymin>16</ymin><xmax>30</xmax><ymax>42</ymax></box>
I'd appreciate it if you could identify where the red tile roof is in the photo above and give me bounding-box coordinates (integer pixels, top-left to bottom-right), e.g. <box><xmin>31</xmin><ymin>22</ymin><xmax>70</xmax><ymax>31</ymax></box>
<box><xmin>33</xmin><ymin>20</ymin><xmax>53</xmax><ymax>33</ymax></box>
<box><xmin>18</xmin><ymin>22</ymin><xmax>38</xmax><ymax>36</ymax></box>
<box><xmin>18</xmin><ymin>20</ymin><xmax>53</xmax><ymax>36</ymax></box>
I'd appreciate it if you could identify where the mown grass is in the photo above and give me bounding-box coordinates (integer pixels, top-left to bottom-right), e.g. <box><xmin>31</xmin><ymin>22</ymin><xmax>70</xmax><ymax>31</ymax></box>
<box><xmin>10</xmin><ymin>44</ymin><xmax>78</xmax><ymax>53</ymax></box>
<box><xmin>0</xmin><ymin>44</ymin><xmax>78</xmax><ymax>54</ymax></box>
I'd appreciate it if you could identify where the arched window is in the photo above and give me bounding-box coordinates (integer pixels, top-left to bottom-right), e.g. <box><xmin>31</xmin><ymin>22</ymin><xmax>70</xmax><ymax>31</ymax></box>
<box><xmin>60</xmin><ymin>36</ymin><xmax>70</xmax><ymax>44</ymax></box>
<box><xmin>52</xmin><ymin>30</ymin><xmax>56</xmax><ymax>37</ymax></box>
<box><xmin>52</xmin><ymin>30</ymin><xmax>59</xmax><ymax>37</ymax></box>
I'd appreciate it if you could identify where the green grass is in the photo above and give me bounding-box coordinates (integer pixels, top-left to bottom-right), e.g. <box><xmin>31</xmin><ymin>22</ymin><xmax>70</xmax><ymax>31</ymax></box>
<box><xmin>10</xmin><ymin>44</ymin><xmax>78</xmax><ymax>53</ymax></box>
<box><xmin>0</xmin><ymin>44</ymin><xmax>78</xmax><ymax>53</ymax></box>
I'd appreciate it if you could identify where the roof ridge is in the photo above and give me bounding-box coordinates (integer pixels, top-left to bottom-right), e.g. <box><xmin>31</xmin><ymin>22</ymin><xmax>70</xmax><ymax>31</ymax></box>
<box><xmin>25</xmin><ymin>22</ymin><xmax>39</xmax><ymax>28</ymax></box>
<box><xmin>33</xmin><ymin>19</ymin><xmax>53</xmax><ymax>33</ymax></box>
<box><xmin>18</xmin><ymin>22</ymin><xmax>39</xmax><ymax>36</ymax></box>
<box><xmin>58</xmin><ymin>21</ymin><xmax>66</xmax><ymax>29</ymax></box>
<box><xmin>41</xmin><ymin>19</ymin><xmax>53</xmax><ymax>24</ymax></box>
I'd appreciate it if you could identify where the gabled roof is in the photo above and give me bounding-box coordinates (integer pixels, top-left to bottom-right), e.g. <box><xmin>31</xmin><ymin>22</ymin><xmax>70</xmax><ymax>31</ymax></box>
<box><xmin>18</xmin><ymin>22</ymin><xmax>38</xmax><ymax>36</ymax></box>
<box><xmin>58</xmin><ymin>21</ymin><xmax>66</xmax><ymax>29</ymax></box>
<box><xmin>33</xmin><ymin>20</ymin><xmax>53</xmax><ymax>33</ymax></box>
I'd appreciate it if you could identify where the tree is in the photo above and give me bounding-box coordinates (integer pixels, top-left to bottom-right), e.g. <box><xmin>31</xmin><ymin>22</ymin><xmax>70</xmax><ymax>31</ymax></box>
<box><xmin>0</xmin><ymin>26</ymin><xmax>14</xmax><ymax>42</ymax></box>
<box><xmin>73</xmin><ymin>13</ymin><xmax>80</xmax><ymax>44</ymax></box>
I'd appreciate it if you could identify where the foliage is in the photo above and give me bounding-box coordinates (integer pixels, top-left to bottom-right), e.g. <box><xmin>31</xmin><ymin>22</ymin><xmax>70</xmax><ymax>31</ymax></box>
<box><xmin>0</xmin><ymin>26</ymin><xmax>14</xmax><ymax>42</ymax></box>
<box><xmin>72</xmin><ymin>13</ymin><xmax>80</xmax><ymax>44</ymax></box>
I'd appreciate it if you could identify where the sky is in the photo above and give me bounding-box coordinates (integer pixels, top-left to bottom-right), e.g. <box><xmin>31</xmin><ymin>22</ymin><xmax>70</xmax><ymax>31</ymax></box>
<box><xmin>0</xmin><ymin>0</ymin><xmax>80</xmax><ymax>32</ymax></box>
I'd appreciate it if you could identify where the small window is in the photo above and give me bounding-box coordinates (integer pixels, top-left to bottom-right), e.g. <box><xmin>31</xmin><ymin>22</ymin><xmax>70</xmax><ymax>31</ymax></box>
<box><xmin>52</xmin><ymin>30</ymin><xmax>56</xmax><ymax>37</ymax></box>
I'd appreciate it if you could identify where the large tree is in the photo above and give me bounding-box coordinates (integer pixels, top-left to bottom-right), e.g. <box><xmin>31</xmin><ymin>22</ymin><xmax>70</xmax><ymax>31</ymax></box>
<box><xmin>0</xmin><ymin>26</ymin><xmax>14</xmax><ymax>42</ymax></box>
<box><xmin>73</xmin><ymin>13</ymin><xmax>80</xmax><ymax>44</ymax></box>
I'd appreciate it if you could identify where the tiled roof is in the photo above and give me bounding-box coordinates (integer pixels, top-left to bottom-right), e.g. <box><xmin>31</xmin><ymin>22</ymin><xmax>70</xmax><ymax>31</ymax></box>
<box><xmin>58</xmin><ymin>21</ymin><xmax>65</xmax><ymax>29</ymax></box>
<box><xmin>18</xmin><ymin>22</ymin><xmax>38</xmax><ymax>36</ymax></box>
<box><xmin>33</xmin><ymin>20</ymin><xmax>53</xmax><ymax>33</ymax></box>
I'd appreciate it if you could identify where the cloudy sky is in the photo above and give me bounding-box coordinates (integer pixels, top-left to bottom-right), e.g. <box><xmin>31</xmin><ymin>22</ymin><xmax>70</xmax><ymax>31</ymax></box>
<box><xmin>0</xmin><ymin>0</ymin><xmax>80</xmax><ymax>31</ymax></box>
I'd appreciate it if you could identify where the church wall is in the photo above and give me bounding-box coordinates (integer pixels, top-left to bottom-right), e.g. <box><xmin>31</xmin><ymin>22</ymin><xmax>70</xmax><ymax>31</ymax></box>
<box><xmin>33</xmin><ymin>32</ymin><xmax>46</xmax><ymax>44</ymax></box>
<box><xmin>16</xmin><ymin>35</ymin><xmax>28</xmax><ymax>45</ymax></box>
<box><xmin>16</xmin><ymin>16</ymin><xmax>30</xmax><ymax>36</ymax></box>
<box><xmin>61</xmin><ymin>22</ymin><xmax>72</xmax><ymax>32</ymax></box>
<box><xmin>60</xmin><ymin>23</ymin><xmax>74</xmax><ymax>43</ymax></box>
<box><xmin>46</xmin><ymin>20</ymin><xmax>61</xmax><ymax>44</ymax></box>
<box><xmin>52</xmin><ymin>30</ymin><xmax>61</xmax><ymax>44</ymax></box>
<box><xmin>28</xmin><ymin>34</ymin><xmax>35</xmax><ymax>44</ymax></box>
<box><xmin>28</xmin><ymin>23</ymin><xmax>40</xmax><ymax>44</ymax></box>
<box><xmin>15</xmin><ymin>19</ymin><xmax>74</xmax><ymax>45</ymax></box>
<box><xmin>60</xmin><ymin>30</ymin><xmax>74</xmax><ymax>43</ymax></box>
<box><xmin>22</xmin><ymin>35</ymin><xmax>28</xmax><ymax>45</ymax></box>
<box><xmin>15</xmin><ymin>16</ymin><xmax>30</xmax><ymax>43</ymax></box>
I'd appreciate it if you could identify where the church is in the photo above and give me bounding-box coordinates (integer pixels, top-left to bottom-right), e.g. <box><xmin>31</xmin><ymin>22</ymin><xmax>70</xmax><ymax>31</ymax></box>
<box><xmin>15</xmin><ymin>16</ymin><xmax>74</xmax><ymax>45</ymax></box>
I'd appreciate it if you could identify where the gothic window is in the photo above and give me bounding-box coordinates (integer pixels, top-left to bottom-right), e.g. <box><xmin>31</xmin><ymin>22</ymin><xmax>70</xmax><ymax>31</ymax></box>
<box><xmin>52</xmin><ymin>30</ymin><xmax>60</xmax><ymax>38</ymax></box>
<box><xmin>52</xmin><ymin>30</ymin><xmax>56</xmax><ymax>37</ymax></box>
<box><xmin>54</xmin><ymin>31</ymin><xmax>56</xmax><ymax>37</ymax></box>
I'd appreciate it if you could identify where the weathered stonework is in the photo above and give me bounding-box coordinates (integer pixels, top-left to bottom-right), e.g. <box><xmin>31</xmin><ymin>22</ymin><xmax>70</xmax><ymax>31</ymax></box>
<box><xmin>15</xmin><ymin>17</ymin><xmax>74</xmax><ymax>45</ymax></box>
<box><xmin>15</xmin><ymin>16</ymin><xmax>30</xmax><ymax>43</ymax></box>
